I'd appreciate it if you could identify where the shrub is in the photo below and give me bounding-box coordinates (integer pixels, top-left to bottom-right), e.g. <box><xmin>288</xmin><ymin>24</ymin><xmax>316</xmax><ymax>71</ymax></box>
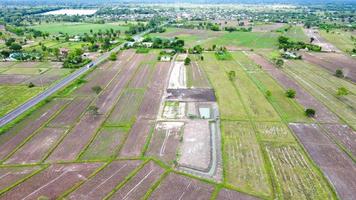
<box><xmin>228</xmin><ymin>71</ymin><xmax>236</xmax><ymax>81</ymax></box>
<box><xmin>28</xmin><ymin>82</ymin><xmax>35</xmax><ymax>88</ymax></box>
<box><xmin>335</xmin><ymin>69</ymin><xmax>344</xmax><ymax>78</ymax></box>
<box><xmin>266</xmin><ymin>90</ymin><xmax>272</xmax><ymax>97</ymax></box>
<box><xmin>305</xmin><ymin>108</ymin><xmax>316</xmax><ymax>117</ymax></box>
<box><xmin>285</xmin><ymin>89</ymin><xmax>296</xmax><ymax>98</ymax></box>
<box><xmin>276</xmin><ymin>59</ymin><xmax>284</xmax><ymax>67</ymax></box>
<box><xmin>91</xmin><ymin>86</ymin><xmax>102</xmax><ymax>94</ymax></box>
<box><xmin>184</xmin><ymin>57</ymin><xmax>191</xmax><ymax>65</ymax></box>
<box><xmin>109</xmin><ymin>52</ymin><xmax>117</xmax><ymax>61</ymax></box>
<box><xmin>337</xmin><ymin>87</ymin><xmax>349</xmax><ymax>96</ymax></box>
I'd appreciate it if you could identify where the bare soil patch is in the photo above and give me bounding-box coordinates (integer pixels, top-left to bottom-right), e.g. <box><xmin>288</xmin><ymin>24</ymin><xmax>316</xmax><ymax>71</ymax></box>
<box><xmin>166</xmin><ymin>88</ymin><xmax>216</xmax><ymax>102</ymax></box>
<box><xmin>168</xmin><ymin>61</ymin><xmax>186</xmax><ymax>89</ymax></box>
<box><xmin>0</xmin><ymin>75</ymin><xmax>30</xmax><ymax>84</ymax></box>
<box><xmin>110</xmin><ymin>161</ymin><xmax>164</xmax><ymax>200</ymax></box>
<box><xmin>48</xmin><ymin>97</ymin><xmax>92</xmax><ymax>128</ymax></box>
<box><xmin>0</xmin><ymin>166</ymin><xmax>42</xmax><ymax>193</ymax></box>
<box><xmin>149</xmin><ymin>173</ymin><xmax>214</xmax><ymax>200</ymax></box>
<box><xmin>67</xmin><ymin>160</ymin><xmax>141</xmax><ymax>200</ymax></box>
<box><xmin>179</xmin><ymin>120</ymin><xmax>211</xmax><ymax>172</ymax></box>
<box><xmin>323</xmin><ymin>123</ymin><xmax>356</xmax><ymax>156</ymax></box>
<box><xmin>248</xmin><ymin>52</ymin><xmax>339</xmax><ymax>123</ymax></box>
<box><xmin>4</xmin><ymin>127</ymin><xmax>67</xmax><ymax>164</ymax></box>
<box><xmin>302</xmin><ymin>52</ymin><xmax>356</xmax><ymax>82</ymax></box>
<box><xmin>189</xmin><ymin>61</ymin><xmax>211</xmax><ymax>88</ymax></box>
<box><xmin>303</xmin><ymin>28</ymin><xmax>340</xmax><ymax>52</ymax></box>
<box><xmin>289</xmin><ymin>123</ymin><xmax>356</xmax><ymax>200</ymax></box>
<box><xmin>119</xmin><ymin>119</ymin><xmax>152</xmax><ymax>158</ymax></box>
<box><xmin>217</xmin><ymin>188</ymin><xmax>260</xmax><ymax>200</ymax></box>
<box><xmin>0</xmin><ymin>163</ymin><xmax>102</xmax><ymax>200</ymax></box>
<box><xmin>0</xmin><ymin>99</ymin><xmax>68</xmax><ymax>161</ymax></box>
<box><xmin>146</xmin><ymin>122</ymin><xmax>184</xmax><ymax>164</ymax></box>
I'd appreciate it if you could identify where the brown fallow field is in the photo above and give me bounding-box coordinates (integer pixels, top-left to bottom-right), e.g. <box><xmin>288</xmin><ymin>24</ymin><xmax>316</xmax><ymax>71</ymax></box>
<box><xmin>67</xmin><ymin>160</ymin><xmax>141</xmax><ymax>200</ymax></box>
<box><xmin>0</xmin><ymin>163</ymin><xmax>102</xmax><ymax>200</ymax></box>
<box><xmin>0</xmin><ymin>99</ymin><xmax>68</xmax><ymax>161</ymax></box>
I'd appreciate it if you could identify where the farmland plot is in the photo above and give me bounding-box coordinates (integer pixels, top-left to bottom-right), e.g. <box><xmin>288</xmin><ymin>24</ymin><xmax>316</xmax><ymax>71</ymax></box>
<box><xmin>146</xmin><ymin>122</ymin><xmax>184</xmax><ymax>164</ymax></box>
<box><xmin>252</xmin><ymin>51</ymin><xmax>340</xmax><ymax>123</ymax></box>
<box><xmin>284</xmin><ymin>60</ymin><xmax>356</xmax><ymax>128</ymax></box>
<box><xmin>67</xmin><ymin>160</ymin><xmax>141</xmax><ymax>200</ymax></box>
<box><xmin>108</xmin><ymin>161</ymin><xmax>164</xmax><ymax>200</ymax></box>
<box><xmin>106</xmin><ymin>89</ymin><xmax>144</xmax><ymax>126</ymax></box>
<box><xmin>149</xmin><ymin>173</ymin><xmax>214</xmax><ymax>200</ymax></box>
<box><xmin>199</xmin><ymin>53</ymin><xmax>247</xmax><ymax>120</ymax></box>
<box><xmin>301</xmin><ymin>52</ymin><xmax>356</xmax><ymax>82</ymax></box>
<box><xmin>323</xmin><ymin>124</ymin><xmax>356</xmax><ymax>156</ymax></box>
<box><xmin>138</xmin><ymin>62</ymin><xmax>171</xmax><ymax>119</ymax></box>
<box><xmin>48</xmin><ymin>53</ymin><xmax>145</xmax><ymax>161</ymax></box>
<box><xmin>0</xmin><ymin>74</ymin><xmax>30</xmax><ymax>84</ymax></box>
<box><xmin>24</xmin><ymin>68</ymin><xmax>72</xmax><ymax>86</ymax></box>
<box><xmin>255</xmin><ymin>122</ymin><xmax>294</xmax><ymax>143</ymax></box>
<box><xmin>119</xmin><ymin>119</ymin><xmax>152</xmax><ymax>158</ymax></box>
<box><xmin>289</xmin><ymin>123</ymin><xmax>356</xmax><ymax>200</ymax></box>
<box><xmin>244</xmin><ymin>52</ymin><xmax>308</xmax><ymax>122</ymax></box>
<box><xmin>217</xmin><ymin>188</ymin><xmax>260</xmax><ymax>200</ymax></box>
<box><xmin>129</xmin><ymin>64</ymin><xmax>154</xmax><ymax>88</ymax></box>
<box><xmin>2</xmin><ymin>67</ymin><xmax>48</xmax><ymax>75</ymax></box>
<box><xmin>222</xmin><ymin>121</ymin><xmax>271</xmax><ymax>196</ymax></box>
<box><xmin>187</xmin><ymin>61</ymin><xmax>211</xmax><ymax>88</ymax></box>
<box><xmin>266</xmin><ymin>144</ymin><xmax>335</xmax><ymax>200</ymax></box>
<box><xmin>0</xmin><ymin>99</ymin><xmax>68</xmax><ymax>161</ymax></box>
<box><xmin>4</xmin><ymin>127</ymin><xmax>67</xmax><ymax>164</ymax></box>
<box><xmin>0</xmin><ymin>166</ymin><xmax>42</xmax><ymax>193</ymax></box>
<box><xmin>0</xmin><ymin>85</ymin><xmax>43</xmax><ymax>117</ymax></box>
<box><xmin>222</xmin><ymin>53</ymin><xmax>281</xmax><ymax>121</ymax></box>
<box><xmin>0</xmin><ymin>163</ymin><xmax>102</xmax><ymax>200</ymax></box>
<box><xmin>48</xmin><ymin>97</ymin><xmax>92</xmax><ymax>128</ymax></box>
<box><xmin>80</xmin><ymin>127</ymin><xmax>125</xmax><ymax>160</ymax></box>
<box><xmin>166</xmin><ymin>88</ymin><xmax>216</xmax><ymax>102</ymax></box>
<box><xmin>179</xmin><ymin>120</ymin><xmax>211</xmax><ymax>172</ymax></box>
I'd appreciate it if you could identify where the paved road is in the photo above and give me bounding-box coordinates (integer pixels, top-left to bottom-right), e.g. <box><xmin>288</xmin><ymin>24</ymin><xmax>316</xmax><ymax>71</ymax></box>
<box><xmin>0</xmin><ymin>27</ymin><xmax>157</xmax><ymax>127</ymax></box>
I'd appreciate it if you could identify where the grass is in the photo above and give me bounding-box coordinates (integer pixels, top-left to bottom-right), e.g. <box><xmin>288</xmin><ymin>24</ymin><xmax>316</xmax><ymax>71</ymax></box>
<box><xmin>136</xmin><ymin>48</ymin><xmax>150</xmax><ymax>54</ymax></box>
<box><xmin>2</xmin><ymin>68</ymin><xmax>48</xmax><ymax>75</ymax></box>
<box><xmin>30</xmin><ymin>22</ymin><xmax>129</xmax><ymax>35</ymax></box>
<box><xmin>222</xmin><ymin>121</ymin><xmax>271</xmax><ymax>197</ymax></box>
<box><xmin>203</xmin><ymin>31</ymin><xmax>279</xmax><ymax>49</ymax></box>
<box><xmin>281</xmin><ymin>26</ymin><xmax>309</xmax><ymax>42</ymax></box>
<box><xmin>199</xmin><ymin>52</ymin><xmax>248</xmax><ymax>120</ymax></box>
<box><xmin>80</xmin><ymin>127</ymin><xmax>126</xmax><ymax>160</ymax></box>
<box><xmin>186</xmin><ymin>60</ymin><xmax>211</xmax><ymax>88</ymax></box>
<box><xmin>0</xmin><ymin>86</ymin><xmax>42</xmax><ymax>117</ymax></box>
<box><xmin>232</xmin><ymin>51</ymin><xmax>309</xmax><ymax>122</ymax></box>
<box><xmin>320</xmin><ymin>29</ymin><xmax>355</xmax><ymax>54</ymax></box>
<box><xmin>283</xmin><ymin>59</ymin><xmax>356</xmax><ymax>129</ymax></box>
<box><xmin>105</xmin><ymin>89</ymin><xmax>145</xmax><ymax>127</ymax></box>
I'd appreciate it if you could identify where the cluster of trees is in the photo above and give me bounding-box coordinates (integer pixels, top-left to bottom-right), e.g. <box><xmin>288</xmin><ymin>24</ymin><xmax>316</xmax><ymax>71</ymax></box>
<box><xmin>278</xmin><ymin>36</ymin><xmax>322</xmax><ymax>52</ymax></box>
<box><xmin>143</xmin><ymin>37</ymin><xmax>185</xmax><ymax>52</ymax></box>
<box><xmin>224</xmin><ymin>26</ymin><xmax>252</xmax><ymax>32</ymax></box>
<box><xmin>63</xmin><ymin>48</ymin><xmax>89</xmax><ymax>68</ymax></box>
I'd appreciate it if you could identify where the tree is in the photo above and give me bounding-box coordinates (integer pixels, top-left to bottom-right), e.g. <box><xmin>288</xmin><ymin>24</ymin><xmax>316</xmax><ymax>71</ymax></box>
<box><xmin>9</xmin><ymin>43</ymin><xmax>22</xmax><ymax>51</ymax></box>
<box><xmin>337</xmin><ymin>87</ymin><xmax>349</xmax><ymax>96</ymax></box>
<box><xmin>285</xmin><ymin>89</ymin><xmax>296</xmax><ymax>98</ymax></box>
<box><xmin>92</xmin><ymin>85</ymin><xmax>102</xmax><ymax>94</ymax></box>
<box><xmin>276</xmin><ymin>59</ymin><xmax>284</xmax><ymax>68</ymax></box>
<box><xmin>88</xmin><ymin>106</ymin><xmax>99</xmax><ymax>115</ymax></box>
<box><xmin>184</xmin><ymin>57</ymin><xmax>191</xmax><ymax>65</ymax></box>
<box><xmin>305</xmin><ymin>108</ymin><xmax>316</xmax><ymax>117</ymax></box>
<box><xmin>335</xmin><ymin>69</ymin><xmax>344</xmax><ymax>78</ymax></box>
<box><xmin>228</xmin><ymin>71</ymin><xmax>236</xmax><ymax>81</ymax></box>
<box><xmin>266</xmin><ymin>90</ymin><xmax>272</xmax><ymax>97</ymax></box>
<box><xmin>28</xmin><ymin>82</ymin><xmax>35</xmax><ymax>88</ymax></box>
<box><xmin>109</xmin><ymin>52</ymin><xmax>117</xmax><ymax>61</ymax></box>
